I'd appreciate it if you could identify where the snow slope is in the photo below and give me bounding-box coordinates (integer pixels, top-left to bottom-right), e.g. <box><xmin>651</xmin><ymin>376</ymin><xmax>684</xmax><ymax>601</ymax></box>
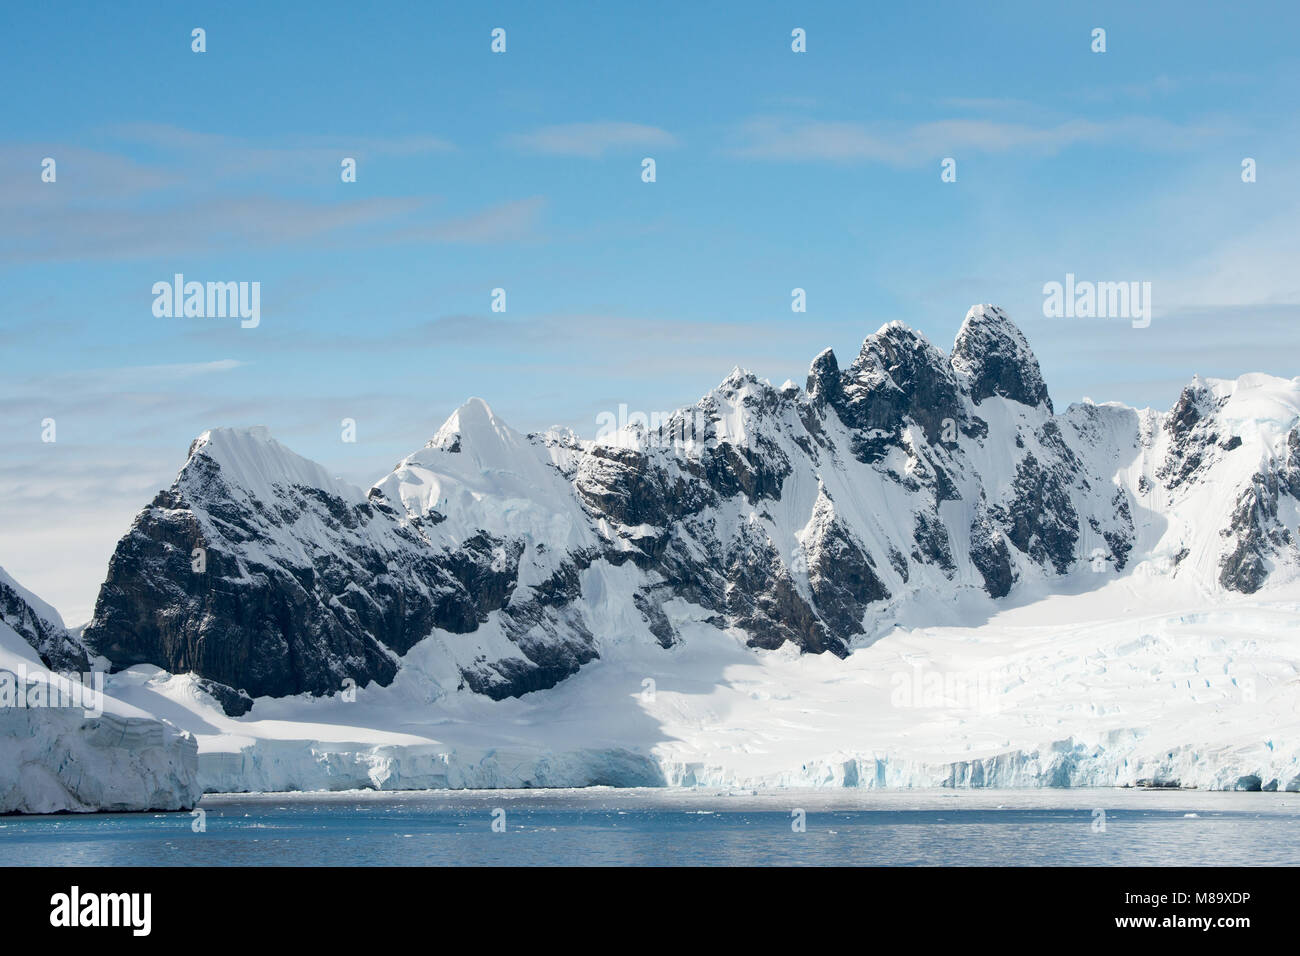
<box><xmin>103</xmin><ymin>574</ymin><xmax>1300</xmax><ymax>794</ymax></box>
<box><xmin>0</xmin><ymin>565</ymin><xmax>200</xmax><ymax>813</ymax></box>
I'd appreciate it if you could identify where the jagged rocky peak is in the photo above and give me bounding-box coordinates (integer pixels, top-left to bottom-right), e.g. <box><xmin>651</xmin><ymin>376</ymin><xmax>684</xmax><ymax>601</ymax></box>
<box><xmin>699</xmin><ymin>367</ymin><xmax>792</xmax><ymax>438</ymax></box>
<box><xmin>1166</xmin><ymin>375</ymin><xmax>1219</xmax><ymax>439</ymax></box>
<box><xmin>951</xmin><ymin>304</ymin><xmax>1053</xmax><ymax>412</ymax></box>
<box><xmin>720</xmin><ymin>366</ymin><xmax>758</xmax><ymax>389</ymax></box>
<box><xmin>830</xmin><ymin>321</ymin><xmax>967</xmax><ymax>453</ymax></box>
<box><xmin>806</xmin><ymin>347</ymin><xmax>842</xmax><ymax>409</ymax></box>
<box><xmin>849</xmin><ymin>319</ymin><xmax>944</xmax><ymax>377</ymax></box>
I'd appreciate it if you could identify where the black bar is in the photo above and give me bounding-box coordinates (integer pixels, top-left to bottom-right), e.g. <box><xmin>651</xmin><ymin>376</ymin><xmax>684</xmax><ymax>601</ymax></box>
<box><xmin>5</xmin><ymin>866</ymin><xmax>1281</xmax><ymax>943</ymax></box>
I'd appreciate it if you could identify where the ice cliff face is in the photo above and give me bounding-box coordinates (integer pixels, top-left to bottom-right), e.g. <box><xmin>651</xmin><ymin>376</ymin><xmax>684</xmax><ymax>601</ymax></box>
<box><xmin>0</xmin><ymin>565</ymin><xmax>200</xmax><ymax>813</ymax></box>
<box><xmin>82</xmin><ymin>306</ymin><xmax>1300</xmax><ymax>709</ymax></box>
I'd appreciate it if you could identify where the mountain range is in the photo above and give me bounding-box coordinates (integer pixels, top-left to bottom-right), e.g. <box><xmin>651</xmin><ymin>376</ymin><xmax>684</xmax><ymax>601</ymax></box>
<box><xmin>80</xmin><ymin>304</ymin><xmax>1300</xmax><ymax>710</ymax></box>
<box><xmin>5</xmin><ymin>304</ymin><xmax>1299</xmax><ymax>810</ymax></box>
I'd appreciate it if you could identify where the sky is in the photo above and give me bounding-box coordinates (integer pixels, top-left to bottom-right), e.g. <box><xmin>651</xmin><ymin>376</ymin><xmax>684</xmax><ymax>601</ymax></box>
<box><xmin>2</xmin><ymin>0</ymin><xmax>1300</xmax><ymax>622</ymax></box>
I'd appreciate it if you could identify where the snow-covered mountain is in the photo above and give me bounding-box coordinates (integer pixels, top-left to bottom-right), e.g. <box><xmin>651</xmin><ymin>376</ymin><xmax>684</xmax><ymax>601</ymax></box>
<box><xmin>82</xmin><ymin>306</ymin><xmax>1300</xmax><ymax>714</ymax></box>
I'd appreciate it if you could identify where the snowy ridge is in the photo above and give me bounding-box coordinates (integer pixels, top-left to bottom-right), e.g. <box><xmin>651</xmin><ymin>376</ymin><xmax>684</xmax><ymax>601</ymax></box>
<box><xmin>188</xmin><ymin>425</ymin><xmax>366</xmax><ymax>506</ymax></box>
<box><xmin>374</xmin><ymin>397</ymin><xmax>598</xmax><ymax>588</ymax></box>
<box><xmin>0</xmin><ymin>564</ymin><xmax>66</xmax><ymax>633</ymax></box>
<box><xmin>0</xmin><ymin>563</ymin><xmax>86</xmax><ymax>671</ymax></box>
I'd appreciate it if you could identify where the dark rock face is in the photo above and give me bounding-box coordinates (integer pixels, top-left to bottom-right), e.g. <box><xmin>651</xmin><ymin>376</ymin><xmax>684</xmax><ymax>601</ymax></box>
<box><xmin>1218</xmin><ymin>472</ymin><xmax>1292</xmax><ymax>593</ymax></box>
<box><xmin>992</xmin><ymin>452</ymin><xmax>1080</xmax><ymax>575</ymax></box>
<box><xmin>1285</xmin><ymin>428</ymin><xmax>1300</xmax><ymax>498</ymax></box>
<box><xmin>912</xmin><ymin>510</ymin><xmax>956</xmax><ymax>576</ymax></box>
<box><xmin>834</xmin><ymin>323</ymin><xmax>968</xmax><ymax>454</ymax></box>
<box><xmin>1105</xmin><ymin>489</ymin><xmax>1135</xmax><ymax>571</ymax></box>
<box><xmin>697</xmin><ymin>375</ymin><xmax>793</xmax><ymax>504</ymax></box>
<box><xmin>0</xmin><ymin>573</ymin><xmax>88</xmax><ymax>672</ymax></box>
<box><xmin>969</xmin><ymin>505</ymin><xmax>1015</xmax><ymax>599</ymax></box>
<box><xmin>86</xmin><ymin>499</ymin><xmax>400</xmax><ymax>701</ymax></box>
<box><xmin>634</xmin><ymin>589</ymin><xmax>679</xmax><ymax>649</ymax></box>
<box><xmin>806</xmin><ymin>348</ymin><xmax>844</xmax><ymax>409</ymax></box>
<box><xmin>701</xmin><ymin>437</ymin><xmax>789</xmax><ymax>505</ymax></box>
<box><xmin>728</xmin><ymin>536</ymin><xmax>834</xmax><ymax>654</ymax></box>
<box><xmin>467</xmin><ymin>602</ymin><xmax>598</xmax><ymax>699</ymax></box>
<box><xmin>802</xmin><ymin>495</ymin><xmax>890</xmax><ymax>644</ymax></box>
<box><xmin>92</xmin><ymin>488</ymin><xmax>391</xmax><ymax>700</ymax></box>
<box><xmin>1158</xmin><ymin>382</ymin><xmax>1226</xmax><ymax>489</ymax></box>
<box><xmin>1167</xmin><ymin>383</ymin><xmax>1207</xmax><ymax>439</ymax></box>
<box><xmin>951</xmin><ymin>305</ymin><xmax>1053</xmax><ymax>411</ymax></box>
<box><xmin>193</xmin><ymin>677</ymin><xmax>253</xmax><ymax>717</ymax></box>
<box><xmin>1213</xmin><ymin>425</ymin><xmax>1300</xmax><ymax>594</ymax></box>
<box><xmin>84</xmin><ymin>433</ymin><xmax>571</xmax><ymax>703</ymax></box>
<box><xmin>576</xmin><ymin>445</ymin><xmax>709</xmax><ymax>529</ymax></box>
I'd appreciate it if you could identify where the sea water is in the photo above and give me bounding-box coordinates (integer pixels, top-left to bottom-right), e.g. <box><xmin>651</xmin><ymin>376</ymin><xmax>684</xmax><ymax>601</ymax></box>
<box><xmin>3</xmin><ymin>788</ymin><xmax>1297</xmax><ymax>866</ymax></box>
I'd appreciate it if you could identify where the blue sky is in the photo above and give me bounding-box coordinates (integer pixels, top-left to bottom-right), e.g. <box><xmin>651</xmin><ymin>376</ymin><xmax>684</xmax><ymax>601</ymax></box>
<box><xmin>3</xmin><ymin>0</ymin><xmax>1300</xmax><ymax>620</ymax></box>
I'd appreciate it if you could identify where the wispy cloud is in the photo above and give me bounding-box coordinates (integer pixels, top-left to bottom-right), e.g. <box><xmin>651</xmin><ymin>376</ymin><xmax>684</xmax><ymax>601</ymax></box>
<box><xmin>389</xmin><ymin>196</ymin><xmax>547</xmax><ymax>243</ymax></box>
<box><xmin>728</xmin><ymin>114</ymin><xmax>1231</xmax><ymax>165</ymax></box>
<box><xmin>0</xmin><ymin>123</ymin><xmax>542</xmax><ymax>261</ymax></box>
<box><xmin>104</xmin><ymin>122</ymin><xmax>455</xmax><ymax>178</ymax></box>
<box><xmin>508</xmin><ymin>122</ymin><xmax>678</xmax><ymax>158</ymax></box>
<box><xmin>2</xmin><ymin>193</ymin><xmax>430</xmax><ymax>262</ymax></box>
<box><xmin>0</xmin><ymin>145</ymin><xmax>181</xmax><ymax>205</ymax></box>
<box><xmin>0</xmin><ymin>125</ymin><xmax>455</xmax><ymax>204</ymax></box>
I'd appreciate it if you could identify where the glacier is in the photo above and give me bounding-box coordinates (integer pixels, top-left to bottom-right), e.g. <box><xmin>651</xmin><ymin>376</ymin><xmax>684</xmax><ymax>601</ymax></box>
<box><xmin>0</xmin><ymin>566</ymin><xmax>200</xmax><ymax>814</ymax></box>
<box><xmin>106</xmin><ymin>576</ymin><xmax>1300</xmax><ymax>796</ymax></box>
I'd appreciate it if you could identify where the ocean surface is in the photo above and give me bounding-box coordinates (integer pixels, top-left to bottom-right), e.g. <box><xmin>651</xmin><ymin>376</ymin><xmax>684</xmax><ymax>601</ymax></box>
<box><xmin>4</xmin><ymin>788</ymin><xmax>1298</xmax><ymax>866</ymax></box>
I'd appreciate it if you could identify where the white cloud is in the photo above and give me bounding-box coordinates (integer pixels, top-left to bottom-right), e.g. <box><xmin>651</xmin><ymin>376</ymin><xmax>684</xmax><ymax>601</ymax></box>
<box><xmin>389</xmin><ymin>196</ymin><xmax>546</xmax><ymax>243</ymax></box>
<box><xmin>509</xmin><ymin>122</ymin><xmax>678</xmax><ymax>158</ymax></box>
<box><xmin>728</xmin><ymin>114</ymin><xmax>1230</xmax><ymax>166</ymax></box>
